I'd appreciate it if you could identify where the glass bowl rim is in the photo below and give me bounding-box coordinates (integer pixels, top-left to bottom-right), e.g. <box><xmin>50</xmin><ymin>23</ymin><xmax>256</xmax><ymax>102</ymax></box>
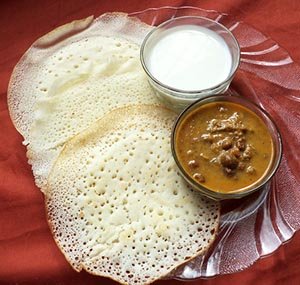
<box><xmin>171</xmin><ymin>94</ymin><xmax>283</xmax><ymax>200</ymax></box>
<box><xmin>140</xmin><ymin>15</ymin><xmax>241</xmax><ymax>97</ymax></box>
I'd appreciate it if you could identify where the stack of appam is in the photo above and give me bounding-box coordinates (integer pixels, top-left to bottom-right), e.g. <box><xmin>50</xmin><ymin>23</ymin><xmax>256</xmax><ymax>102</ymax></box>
<box><xmin>8</xmin><ymin>13</ymin><xmax>220</xmax><ymax>285</ymax></box>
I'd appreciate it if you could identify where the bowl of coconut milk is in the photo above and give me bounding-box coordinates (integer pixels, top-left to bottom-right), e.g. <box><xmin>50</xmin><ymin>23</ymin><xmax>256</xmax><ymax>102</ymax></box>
<box><xmin>140</xmin><ymin>16</ymin><xmax>240</xmax><ymax>111</ymax></box>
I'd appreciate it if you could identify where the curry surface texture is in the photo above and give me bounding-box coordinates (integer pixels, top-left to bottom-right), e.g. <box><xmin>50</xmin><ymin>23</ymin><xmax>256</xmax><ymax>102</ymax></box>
<box><xmin>175</xmin><ymin>101</ymin><xmax>274</xmax><ymax>193</ymax></box>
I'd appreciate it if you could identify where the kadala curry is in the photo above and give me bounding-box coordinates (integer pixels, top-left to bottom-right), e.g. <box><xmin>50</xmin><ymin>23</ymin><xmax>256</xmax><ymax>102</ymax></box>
<box><xmin>174</xmin><ymin>101</ymin><xmax>274</xmax><ymax>193</ymax></box>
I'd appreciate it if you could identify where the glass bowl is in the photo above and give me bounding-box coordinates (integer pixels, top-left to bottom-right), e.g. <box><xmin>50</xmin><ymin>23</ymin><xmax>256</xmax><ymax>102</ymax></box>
<box><xmin>171</xmin><ymin>95</ymin><xmax>282</xmax><ymax>200</ymax></box>
<box><xmin>140</xmin><ymin>16</ymin><xmax>240</xmax><ymax>111</ymax></box>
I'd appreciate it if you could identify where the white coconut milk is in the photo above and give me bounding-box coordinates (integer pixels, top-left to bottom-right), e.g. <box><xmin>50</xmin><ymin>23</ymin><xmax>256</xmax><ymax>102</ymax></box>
<box><xmin>147</xmin><ymin>25</ymin><xmax>233</xmax><ymax>91</ymax></box>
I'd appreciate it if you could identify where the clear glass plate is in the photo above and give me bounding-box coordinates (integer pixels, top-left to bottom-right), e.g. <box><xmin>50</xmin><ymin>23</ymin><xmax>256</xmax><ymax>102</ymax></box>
<box><xmin>130</xmin><ymin>6</ymin><xmax>300</xmax><ymax>280</ymax></box>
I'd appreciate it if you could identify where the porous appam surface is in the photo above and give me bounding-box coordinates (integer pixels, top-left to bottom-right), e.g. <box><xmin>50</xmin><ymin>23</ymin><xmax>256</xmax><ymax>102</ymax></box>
<box><xmin>46</xmin><ymin>105</ymin><xmax>220</xmax><ymax>285</ymax></box>
<box><xmin>8</xmin><ymin>13</ymin><xmax>159</xmax><ymax>191</ymax></box>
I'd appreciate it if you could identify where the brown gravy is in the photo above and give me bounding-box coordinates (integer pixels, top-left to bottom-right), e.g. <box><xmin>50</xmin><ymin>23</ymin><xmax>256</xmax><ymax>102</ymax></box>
<box><xmin>175</xmin><ymin>101</ymin><xmax>274</xmax><ymax>193</ymax></box>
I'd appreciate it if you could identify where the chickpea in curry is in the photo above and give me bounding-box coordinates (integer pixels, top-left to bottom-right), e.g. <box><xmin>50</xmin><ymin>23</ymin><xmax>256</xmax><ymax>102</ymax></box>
<box><xmin>175</xmin><ymin>101</ymin><xmax>274</xmax><ymax>193</ymax></box>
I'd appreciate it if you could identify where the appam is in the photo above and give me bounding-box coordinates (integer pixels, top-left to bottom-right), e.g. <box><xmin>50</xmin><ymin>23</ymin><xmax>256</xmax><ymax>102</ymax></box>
<box><xmin>8</xmin><ymin>13</ymin><xmax>160</xmax><ymax>191</ymax></box>
<box><xmin>46</xmin><ymin>105</ymin><xmax>220</xmax><ymax>285</ymax></box>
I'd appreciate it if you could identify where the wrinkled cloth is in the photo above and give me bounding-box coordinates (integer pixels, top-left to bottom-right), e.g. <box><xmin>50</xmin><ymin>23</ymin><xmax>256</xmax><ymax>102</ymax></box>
<box><xmin>1</xmin><ymin>1</ymin><xmax>300</xmax><ymax>285</ymax></box>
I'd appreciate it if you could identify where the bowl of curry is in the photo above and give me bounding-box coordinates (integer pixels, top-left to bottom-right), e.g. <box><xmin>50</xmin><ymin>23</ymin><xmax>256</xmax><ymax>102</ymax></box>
<box><xmin>171</xmin><ymin>95</ymin><xmax>282</xmax><ymax>200</ymax></box>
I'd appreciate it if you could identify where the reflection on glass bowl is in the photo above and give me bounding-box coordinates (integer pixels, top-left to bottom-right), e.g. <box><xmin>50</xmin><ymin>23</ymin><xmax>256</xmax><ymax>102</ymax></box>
<box><xmin>171</xmin><ymin>95</ymin><xmax>282</xmax><ymax>200</ymax></box>
<box><xmin>140</xmin><ymin>16</ymin><xmax>240</xmax><ymax>111</ymax></box>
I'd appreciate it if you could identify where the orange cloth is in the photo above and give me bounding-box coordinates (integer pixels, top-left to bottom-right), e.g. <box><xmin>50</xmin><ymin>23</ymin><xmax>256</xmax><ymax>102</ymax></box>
<box><xmin>1</xmin><ymin>1</ymin><xmax>300</xmax><ymax>284</ymax></box>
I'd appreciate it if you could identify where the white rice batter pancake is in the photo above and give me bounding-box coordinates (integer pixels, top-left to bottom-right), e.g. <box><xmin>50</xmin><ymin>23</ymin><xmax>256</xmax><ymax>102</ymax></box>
<box><xmin>46</xmin><ymin>105</ymin><xmax>220</xmax><ymax>285</ymax></box>
<box><xmin>8</xmin><ymin>13</ymin><xmax>159</xmax><ymax>191</ymax></box>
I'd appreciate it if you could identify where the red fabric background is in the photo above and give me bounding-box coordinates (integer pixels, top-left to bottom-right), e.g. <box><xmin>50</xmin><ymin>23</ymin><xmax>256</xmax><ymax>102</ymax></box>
<box><xmin>1</xmin><ymin>1</ymin><xmax>300</xmax><ymax>284</ymax></box>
